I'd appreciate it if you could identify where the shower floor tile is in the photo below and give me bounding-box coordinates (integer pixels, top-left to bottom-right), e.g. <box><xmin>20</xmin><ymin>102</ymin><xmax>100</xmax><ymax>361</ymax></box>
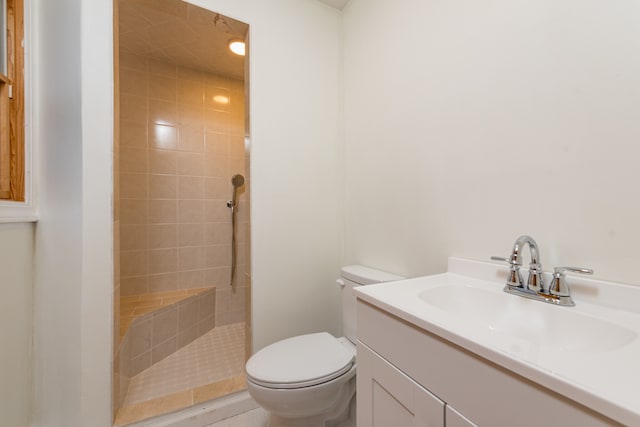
<box><xmin>116</xmin><ymin>323</ymin><xmax>246</xmax><ymax>426</ymax></box>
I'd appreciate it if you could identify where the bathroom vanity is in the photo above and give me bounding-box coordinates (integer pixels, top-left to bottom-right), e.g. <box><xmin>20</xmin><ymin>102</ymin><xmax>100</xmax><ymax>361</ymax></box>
<box><xmin>354</xmin><ymin>258</ymin><xmax>640</xmax><ymax>426</ymax></box>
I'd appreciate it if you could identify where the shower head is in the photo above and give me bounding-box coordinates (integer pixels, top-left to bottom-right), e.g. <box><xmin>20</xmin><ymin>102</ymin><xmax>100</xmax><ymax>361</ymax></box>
<box><xmin>231</xmin><ymin>174</ymin><xmax>245</xmax><ymax>188</ymax></box>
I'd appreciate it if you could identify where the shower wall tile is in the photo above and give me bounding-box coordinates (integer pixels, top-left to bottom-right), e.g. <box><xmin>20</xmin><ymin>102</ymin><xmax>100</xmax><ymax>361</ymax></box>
<box><xmin>120</xmin><ymin>94</ymin><xmax>148</xmax><ymax>124</ymax></box>
<box><xmin>177</xmin><ymin>152</ymin><xmax>206</xmax><ymax>176</ymax></box>
<box><xmin>178</xmin><ymin>270</ymin><xmax>206</xmax><ymax>289</ymax></box>
<box><xmin>150</xmin><ymin>124</ymin><xmax>178</xmax><ymax>150</ymax></box>
<box><xmin>148</xmin><ymin>224</ymin><xmax>177</xmax><ymax>249</ymax></box>
<box><xmin>149</xmin><ymin>99</ymin><xmax>178</xmax><ymax>126</ymax></box>
<box><xmin>121</xmin><ymin>225</ymin><xmax>148</xmax><ymax>251</ymax></box>
<box><xmin>148</xmin><ymin>249</ymin><xmax>177</xmax><ymax>275</ymax></box>
<box><xmin>121</xmin><ymin>122</ymin><xmax>147</xmax><ymax>149</ymax></box>
<box><xmin>148</xmin><ymin>273</ymin><xmax>178</xmax><ymax>293</ymax></box>
<box><xmin>178</xmin><ymin>223</ymin><xmax>204</xmax><ymax>247</ymax></box>
<box><xmin>148</xmin><ymin>174</ymin><xmax>176</xmax><ymax>200</ymax></box>
<box><xmin>149</xmin><ymin>74</ymin><xmax>177</xmax><ymax>102</ymax></box>
<box><xmin>149</xmin><ymin>149</ymin><xmax>177</xmax><ymax>174</ymax></box>
<box><xmin>120</xmin><ymin>55</ymin><xmax>247</xmax><ymax>305</ymax></box>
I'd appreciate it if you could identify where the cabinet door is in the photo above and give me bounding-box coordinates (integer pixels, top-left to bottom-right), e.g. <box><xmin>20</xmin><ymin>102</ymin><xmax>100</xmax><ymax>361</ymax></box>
<box><xmin>357</xmin><ymin>341</ymin><xmax>445</xmax><ymax>427</ymax></box>
<box><xmin>446</xmin><ymin>406</ymin><xmax>477</xmax><ymax>427</ymax></box>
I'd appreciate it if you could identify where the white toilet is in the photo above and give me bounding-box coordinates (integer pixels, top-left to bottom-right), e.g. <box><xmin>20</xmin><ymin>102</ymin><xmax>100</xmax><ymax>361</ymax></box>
<box><xmin>245</xmin><ymin>265</ymin><xmax>404</xmax><ymax>427</ymax></box>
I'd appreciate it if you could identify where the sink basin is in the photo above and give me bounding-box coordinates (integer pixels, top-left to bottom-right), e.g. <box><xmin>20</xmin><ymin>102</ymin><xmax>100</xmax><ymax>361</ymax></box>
<box><xmin>419</xmin><ymin>284</ymin><xmax>637</xmax><ymax>353</ymax></box>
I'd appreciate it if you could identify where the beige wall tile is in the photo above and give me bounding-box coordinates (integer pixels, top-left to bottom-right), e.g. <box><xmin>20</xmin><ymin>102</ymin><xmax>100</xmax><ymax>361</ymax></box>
<box><xmin>130</xmin><ymin>318</ymin><xmax>152</xmax><ymax>357</ymax></box>
<box><xmin>178</xmin><ymin>176</ymin><xmax>204</xmax><ymax>199</ymax></box>
<box><xmin>177</xmin><ymin>152</ymin><xmax>206</xmax><ymax>176</ymax></box>
<box><xmin>178</xmin><ymin>270</ymin><xmax>206</xmax><ymax>290</ymax></box>
<box><xmin>149</xmin><ymin>124</ymin><xmax>178</xmax><ymax>150</ymax></box>
<box><xmin>148</xmin><ymin>273</ymin><xmax>178</xmax><ymax>293</ymax></box>
<box><xmin>204</xmin><ymin>200</ymin><xmax>230</xmax><ymax>223</ymax></box>
<box><xmin>178</xmin><ymin>246</ymin><xmax>205</xmax><ymax>271</ymax></box>
<box><xmin>130</xmin><ymin>351</ymin><xmax>152</xmax><ymax>377</ymax></box>
<box><xmin>148</xmin><ymin>200</ymin><xmax>177</xmax><ymax>224</ymax></box>
<box><xmin>205</xmin><ymin>245</ymin><xmax>230</xmax><ymax>269</ymax></box>
<box><xmin>204</xmin><ymin>86</ymin><xmax>230</xmax><ymax>110</ymax></box>
<box><xmin>205</xmin><ymin>132</ymin><xmax>229</xmax><ymax>156</ymax></box>
<box><xmin>149</xmin><ymin>99</ymin><xmax>178</xmax><ymax>126</ymax></box>
<box><xmin>177</xmin><ymin>324</ymin><xmax>198</xmax><ymax>348</ymax></box>
<box><xmin>120</xmin><ymin>122</ymin><xmax>148</xmax><ymax>148</ymax></box>
<box><xmin>204</xmin><ymin>223</ymin><xmax>231</xmax><ymax>245</ymax></box>
<box><xmin>148</xmin><ymin>224</ymin><xmax>177</xmax><ymax>249</ymax></box>
<box><xmin>205</xmin><ymin>267</ymin><xmax>230</xmax><ymax>288</ymax></box>
<box><xmin>205</xmin><ymin>109</ymin><xmax>229</xmax><ymax>133</ymax></box>
<box><xmin>178</xmin><ymin>200</ymin><xmax>204</xmax><ymax>223</ymax></box>
<box><xmin>178</xmin><ymin>103</ymin><xmax>204</xmax><ymax>128</ymax></box>
<box><xmin>178</xmin><ymin>223</ymin><xmax>204</xmax><ymax>247</ymax></box>
<box><xmin>120</xmin><ymin>173</ymin><xmax>148</xmax><ymax>199</ymax></box>
<box><xmin>178</xmin><ymin>298</ymin><xmax>198</xmax><ymax>329</ymax></box>
<box><xmin>120</xmin><ymin>68</ymin><xmax>148</xmax><ymax>98</ymax></box>
<box><xmin>229</xmin><ymin>136</ymin><xmax>245</xmax><ymax>158</ymax></box>
<box><xmin>178</xmin><ymin>127</ymin><xmax>204</xmax><ymax>153</ymax></box>
<box><xmin>120</xmin><ymin>147</ymin><xmax>148</xmax><ymax>173</ymax></box>
<box><xmin>121</xmin><ymin>251</ymin><xmax>148</xmax><ymax>277</ymax></box>
<box><xmin>148</xmin><ymin>249</ymin><xmax>177</xmax><ymax>275</ymax></box>
<box><xmin>178</xmin><ymin>79</ymin><xmax>204</xmax><ymax>105</ymax></box>
<box><xmin>120</xmin><ymin>94</ymin><xmax>148</xmax><ymax>124</ymax></box>
<box><xmin>152</xmin><ymin>337</ymin><xmax>177</xmax><ymax>364</ymax></box>
<box><xmin>121</xmin><ymin>276</ymin><xmax>149</xmax><ymax>296</ymax></box>
<box><xmin>120</xmin><ymin>225</ymin><xmax>148</xmax><ymax>251</ymax></box>
<box><xmin>149</xmin><ymin>174</ymin><xmax>177</xmax><ymax>199</ymax></box>
<box><xmin>197</xmin><ymin>291</ymin><xmax>215</xmax><ymax>321</ymax></box>
<box><xmin>148</xmin><ymin>74</ymin><xmax>177</xmax><ymax>102</ymax></box>
<box><xmin>152</xmin><ymin>306</ymin><xmax>178</xmax><ymax>345</ymax></box>
<box><xmin>204</xmin><ymin>177</ymin><xmax>226</xmax><ymax>199</ymax></box>
<box><xmin>149</xmin><ymin>149</ymin><xmax>177</xmax><ymax>174</ymax></box>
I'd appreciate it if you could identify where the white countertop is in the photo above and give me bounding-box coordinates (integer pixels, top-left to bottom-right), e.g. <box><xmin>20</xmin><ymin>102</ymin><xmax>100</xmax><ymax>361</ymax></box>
<box><xmin>353</xmin><ymin>257</ymin><xmax>640</xmax><ymax>426</ymax></box>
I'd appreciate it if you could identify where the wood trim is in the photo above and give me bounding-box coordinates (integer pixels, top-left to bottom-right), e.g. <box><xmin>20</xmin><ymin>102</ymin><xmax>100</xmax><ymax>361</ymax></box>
<box><xmin>0</xmin><ymin>73</ymin><xmax>9</xmax><ymax>198</ymax></box>
<box><xmin>0</xmin><ymin>0</ymin><xmax>24</xmax><ymax>201</ymax></box>
<box><xmin>7</xmin><ymin>0</ymin><xmax>24</xmax><ymax>201</ymax></box>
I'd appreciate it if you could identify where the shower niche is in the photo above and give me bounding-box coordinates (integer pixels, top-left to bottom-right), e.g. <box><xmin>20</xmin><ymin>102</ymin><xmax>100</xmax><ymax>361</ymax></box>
<box><xmin>113</xmin><ymin>0</ymin><xmax>251</xmax><ymax>424</ymax></box>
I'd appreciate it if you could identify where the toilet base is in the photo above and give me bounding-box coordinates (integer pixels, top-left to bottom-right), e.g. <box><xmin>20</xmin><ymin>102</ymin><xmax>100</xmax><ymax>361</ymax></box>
<box><xmin>265</xmin><ymin>381</ymin><xmax>356</xmax><ymax>427</ymax></box>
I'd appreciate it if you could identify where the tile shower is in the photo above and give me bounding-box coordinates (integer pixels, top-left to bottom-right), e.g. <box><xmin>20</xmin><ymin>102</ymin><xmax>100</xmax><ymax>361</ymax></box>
<box><xmin>114</xmin><ymin>43</ymin><xmax>250</xmax><ymax>424</ymax></box>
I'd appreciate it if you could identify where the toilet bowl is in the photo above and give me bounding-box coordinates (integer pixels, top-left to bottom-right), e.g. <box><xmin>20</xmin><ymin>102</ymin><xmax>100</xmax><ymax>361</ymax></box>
<box><xmin>245</xmin><ymin>266</ymin><xmax>404</xmax><ymax>427</ymax></box>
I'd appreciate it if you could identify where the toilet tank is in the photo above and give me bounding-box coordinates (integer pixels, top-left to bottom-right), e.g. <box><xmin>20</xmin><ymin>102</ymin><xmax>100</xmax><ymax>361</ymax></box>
<box><xmin>338</xmin><ymin>265</ymin><xmax>404</xmax><ymax>344</ymax></box>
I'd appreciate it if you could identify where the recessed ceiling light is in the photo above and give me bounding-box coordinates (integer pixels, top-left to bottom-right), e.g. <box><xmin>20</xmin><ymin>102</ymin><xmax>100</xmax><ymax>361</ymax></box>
<box><xmin>229</xmin><ymin>40</ymin><xmax>245</xmax><ymax>56</ymax></box>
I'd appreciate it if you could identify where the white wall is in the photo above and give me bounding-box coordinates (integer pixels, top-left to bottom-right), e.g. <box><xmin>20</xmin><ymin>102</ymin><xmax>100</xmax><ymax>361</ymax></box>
<box><xmin>32</xmin><ymin>0</ymin><xmax>113</xmax><ymax>425</ymax></box>
<box><xmin>187</xmin><ymin>0</ymin><xmax>344</xmax><ymax>351</ymax></box>
<box><xmin>0</xmin><ymin>222</ymin><xmax>34</xmax><ymax>427</ymax></box>
<box><xmin>343</xmin><ymin>0</ymin><xmax>640</xmax><ymax>285</ymax></box>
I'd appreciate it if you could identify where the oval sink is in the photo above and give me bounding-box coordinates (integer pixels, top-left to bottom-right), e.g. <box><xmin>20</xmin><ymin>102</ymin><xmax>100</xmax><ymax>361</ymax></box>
<box><xmin>419</xmin><ymin>285</ymin><xmax>637</xmax><ymax>353</ymax></box>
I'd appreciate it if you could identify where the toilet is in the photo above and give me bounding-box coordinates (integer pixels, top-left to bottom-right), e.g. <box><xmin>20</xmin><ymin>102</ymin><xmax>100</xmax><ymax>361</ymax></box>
<box><xmin>245</xmin><ymin>265</ymin><xmax>404</xmax><ymax>427</ymax></box>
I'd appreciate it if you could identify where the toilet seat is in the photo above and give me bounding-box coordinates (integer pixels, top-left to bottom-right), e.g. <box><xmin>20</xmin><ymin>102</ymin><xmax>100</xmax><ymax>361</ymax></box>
<box><xmin>246</xmin><ymin>332</ymin><xmax>355</xmax><ymax>389</ymax></box>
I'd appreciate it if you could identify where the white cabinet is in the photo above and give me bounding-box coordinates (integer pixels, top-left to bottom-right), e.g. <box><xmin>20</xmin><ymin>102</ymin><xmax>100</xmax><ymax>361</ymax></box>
<box><xmin>445</xmin><ymin>406</ymin><xmax>476</xmax><ymax>427</ymax></box>
<box><xmin>356</xmin><ymin>301</ymin><xmax>618</xmax><ymax>427</ymax></box>
<box><xmin>357</xmin><ymin>343</ymin><xmax>445</xmax><ymax>426</ymax></box>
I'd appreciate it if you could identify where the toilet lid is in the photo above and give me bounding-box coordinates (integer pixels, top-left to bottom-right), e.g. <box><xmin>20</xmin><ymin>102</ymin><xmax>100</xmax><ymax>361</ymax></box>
<box><xmin>246</xmin><ymin>332</ymin><xmax>355</xmax><ymax>389</ymax></box>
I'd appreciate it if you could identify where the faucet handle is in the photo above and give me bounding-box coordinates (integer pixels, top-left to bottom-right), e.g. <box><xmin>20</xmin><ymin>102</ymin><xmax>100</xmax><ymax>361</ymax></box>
<box><xmin>549</xmin><ymin>266</ymin><xmax>593</xmax><ymax>297</ymax></box>
<box><xmin>491</xmin><ymin>256</ymin><xmax>524</xmax><ymax>288</ymax></box>
<box><xmin>491</xmin><ymin>256</ymin><xmax>520</xmax><ymax>265</ymax></box>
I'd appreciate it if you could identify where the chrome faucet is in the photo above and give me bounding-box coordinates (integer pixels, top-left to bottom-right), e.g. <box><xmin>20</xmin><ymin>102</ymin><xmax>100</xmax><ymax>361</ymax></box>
<box><xmin>492</xmin><ymin>235</ymin><xmax>545</xmax><ymax>292</ymax></box>
<box><xmin>491</xmin><ymin>235</ymin><xmax>593</xmax><ymax>307</ymax></box>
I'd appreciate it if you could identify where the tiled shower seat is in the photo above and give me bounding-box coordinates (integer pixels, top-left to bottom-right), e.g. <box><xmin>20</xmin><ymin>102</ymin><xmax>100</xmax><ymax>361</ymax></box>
<box><xmin>118</xmin><ymin>287</ymin><xmax>217</xmax><ymax>407</ymax></box>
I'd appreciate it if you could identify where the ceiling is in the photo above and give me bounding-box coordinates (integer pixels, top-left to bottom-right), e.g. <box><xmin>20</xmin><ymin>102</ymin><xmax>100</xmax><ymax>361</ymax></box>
<box><xmin>118</xmin><ymin>0</ymin><xmax>248</xmax><ymax>80</ymax></box>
